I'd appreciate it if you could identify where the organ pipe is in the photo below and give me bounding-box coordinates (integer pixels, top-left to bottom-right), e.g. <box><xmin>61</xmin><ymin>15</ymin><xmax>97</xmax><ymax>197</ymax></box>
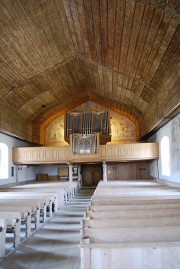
<box><xmin>65</xmin><ymin>111</ymin><xmax>111</xmax><ymax>145</ymax></box>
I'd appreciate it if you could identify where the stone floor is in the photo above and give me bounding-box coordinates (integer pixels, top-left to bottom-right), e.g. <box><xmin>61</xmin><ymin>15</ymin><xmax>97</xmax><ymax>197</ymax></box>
<box><xmin>0</xmin><ymin>188</ymin><xmax>95</xmax><ymax>269</ymax></box>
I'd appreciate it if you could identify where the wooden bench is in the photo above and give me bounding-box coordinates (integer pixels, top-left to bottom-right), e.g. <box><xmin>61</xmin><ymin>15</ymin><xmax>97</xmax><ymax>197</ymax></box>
<box><xmin>81</xmin><ymin>215</ymin><xmax>180</xmax><ymax>229</ymax></box>
<box><xmin>86</xmin><ymin>207</ymin><xmax>180</xmax><ymax>219</ymax></box>
<box><xmin>91</xmin><ymin>195</ymin><xmax>180</xmax><ymax>205</ymax></box>
<box><xmin>80</xmin><ymin>180</ymin><xmax>180</xmax><ymax>269</ymax></box>
<box><xmin>0</xmin><ymin>206</ymin><xmax>31</xmax><ymax>238</ymax></box>
<box><xmin>0</xmin><ymin>192</ymin><xmax>56</xmax><ymax>221</ymax></box>
<box><xmin>82</xmin><ymin>226</ymin><xmax>180</xmax><ymax>244</ymax></box>
<box><xmin>13</xmin><ymin>181</ymin><xmax>79</xmax><ymax>207</ymax></box>
<box><xmin>80</xmin><ymin>241</ymin><xmax>180</xmax><ymax>269</ymax></box>
<box><xmin>89</xmin><ymin>202</ymin><xmax>180</xmax><ymax>211</ymax></box>
<box><xmin>0</xmin><ymin>199</ymin><xmax>45</xmax><ymax>228</ymax></box>
<box><xmin>0</xmin><ymin>212</ymin><xmax>21</xmax><ymax>249</ymax></box>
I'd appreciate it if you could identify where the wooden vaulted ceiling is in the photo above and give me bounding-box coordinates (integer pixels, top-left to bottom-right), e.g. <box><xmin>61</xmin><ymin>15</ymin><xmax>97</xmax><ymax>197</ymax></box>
<box><xmin>0</xmin><ymin>0</ymin><xmax>179</xmax><ymax>143</ymax></box>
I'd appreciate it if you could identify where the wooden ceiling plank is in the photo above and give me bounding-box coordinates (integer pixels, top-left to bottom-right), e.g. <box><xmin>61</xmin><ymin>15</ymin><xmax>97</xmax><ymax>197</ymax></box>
<box><xmin>69</xmin><ymin>0</ymin><xmax>85</xmax><ymax>54</ymax></box>
<box><xmin>83</xmin><ymin>0</ymin><xmax>97</xmax><ymax>61</ymax></box>
<box><xmin>61</xmin><ymin>0</ymin><xmax>80</xmax><ymax>53</ymax></box>
<box><xmin>119</xmin><ymin>0</ymin><xmax>135</xmax><ymax>73</ymax></box>
<box><xmin>135</xmin><ymin>7</ymin><xmax>164</xmax><ymax>80</ymax></box>
<box><xmin>53</xmin><ymin>66</ymin><xmax>70</xmax><ymax>100</ymax></box>
<box><xmin>85</xmin><ymin>63</ymin><xmax>95</xmax><ymax>93</ymax></box>
<box><xmin>154</xmin><ymin>45</ymin><xmax>180</xmax><ymax>91</ymax></box>
<box><xmin>91</xmin><ymin>0</ymin><xmax>102</xmax><ymax>64</ymax></box>
<box><xmin>141</xmin><ymin>13</ymin><xmax>172</xmax><ymax>83</ymax></box>
<box><xmin>102</xmin><ymin>68</ymin><xmax>109</xmax><ymax>98</ymax></box>
<box><xmin>16</xmin><ymin>1</ymin><xmax>51</xmax><ymax>69</ymax></box>
<box><xmin>95</xmin><ymin>64</ymin><xmax>103</xmax><ymax>95</ymax></box>
<box><xmin>38</xmin><ymin>0</ymin><xmax>66</xmax><ymax>62</ymax></box>
<box><xmin>0</xmin><ymin>24</ymin><xmax>42</xmax><ymax>84</ymax></box>
<box><xmin>122</xmin><ymin>74</ymin><xmax>129</xmax><ymax>98</ymax></box>
<box><xmin>145</xmin><ymin>18</ymin><xmax>179</xmax><ymax>85</ymax></box>
<box><xmin>150</xmin><ymin>24</ymin><xmax>179</xmax><ymax>89</ymax></box>
<box><xmin>112</xmin><ymin>70</ymin><xmax>119</xmax><ymax>98</ymax></box>
<box><xmin>99</xmin><ymin>0</ymin><xmax>108</xmax><ymax>65</ymax></box>
<box><xmin>26</xmin><ymin>1</ymin><xmax>61</xmax><ymax>64</ymax></box>
<box><xmin>124</xmin><ymin>2</ymin><xmax>145</xmax><ymax>76</ymax></box>
<box><xmin>72</xmin><ymin>58</ymin><xmax>87</xmax><ymax>92</ymax></box>
<box><xmin>97</xmin><ymin>65</ymin><xmax>104</xmax><ymax>97</ymax></box>
<box><xmin>80</xmin><ymin>60</ymin><xmax>92</xmax><ymax>91</ymax></box>
<box><xmin>106</xmin><ymin>69</ymin><xmax>113</xmax><ymax>98</ymax></box>
<box><xmin>90</xmin><ymin>64</ymin><xmax>98</xmax><ymax>93</ymax></box>
<box><xmin>117</xmin><ymin>73</ymin><xmax>124</xmax><ymax>97</ymax></box>
<box><xmin>106</xmin><ymin>0</ymin><xmax>117</xmax><ymax>67</ymax></box>
<box><xmin>76</xmin><ymin>0</ymin><xmax>91</xmax><ymax>58</ymax></box>
<box><xmin>52</xmin><ymin>0</ymin><xmax>76</xmax><ymax>55</ymax></box>
<box><xmin>130</xmin><ymin>4</ymin><xmax>155</xmax><ymax>78</ymax></box>
<box><xmin>113</xmin><ymin>0</ymin><xmax>125</xmax><ymax>69</ymax></box>
<box><xmin>16</xmin><ymin>1</ymin><xmax>56</xmax><ymax>68</ymax></box>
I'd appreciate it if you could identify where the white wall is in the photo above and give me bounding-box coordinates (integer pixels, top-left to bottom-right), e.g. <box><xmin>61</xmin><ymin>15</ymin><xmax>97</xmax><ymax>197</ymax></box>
<box><xmin>36</xmin><ymin>164</ymin><xmax>62</xmax><ymax>176</ymax></box>
<box><xmin>148</xmin><ymin>114</ymin><xmax>180</xmax><ymax>185</ymax></box>
<box><xmin>0</xmin><ymin>133</ymin><xmax>37</xmax><ymax>185</ymax></box>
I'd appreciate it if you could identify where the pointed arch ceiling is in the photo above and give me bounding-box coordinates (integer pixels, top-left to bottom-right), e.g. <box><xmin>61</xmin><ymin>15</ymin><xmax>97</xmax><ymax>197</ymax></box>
<box><xmin>0</xmin><ymin>0</ymin><xmax>179</xmax><ymax>143</ymax></box>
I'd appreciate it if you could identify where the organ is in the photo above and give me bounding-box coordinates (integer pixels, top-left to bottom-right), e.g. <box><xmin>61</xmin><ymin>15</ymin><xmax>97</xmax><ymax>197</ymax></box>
<box><xmin>64</xmin><ymin>111</ymin><xmax>111</xmax><ymax>154</ymax></box>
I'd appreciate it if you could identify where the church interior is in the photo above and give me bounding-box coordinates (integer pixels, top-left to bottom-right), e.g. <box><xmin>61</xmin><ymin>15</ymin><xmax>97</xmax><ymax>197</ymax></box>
<box><xmin>0</xmin><ymin>0</ymin><xmax>180</xmax><ymax>268</ymax></box>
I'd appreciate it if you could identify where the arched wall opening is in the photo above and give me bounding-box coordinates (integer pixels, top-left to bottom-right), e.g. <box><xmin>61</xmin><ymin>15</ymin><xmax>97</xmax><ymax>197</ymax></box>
<box><xmin>0</xmin><ymin>142</ymin><xmax>8</xmax><ymax>179</ymax></box>
<box><xmin>160</xmin><ymin>136</ymin><xmax>170</xmax><ymax>176</ymax></box>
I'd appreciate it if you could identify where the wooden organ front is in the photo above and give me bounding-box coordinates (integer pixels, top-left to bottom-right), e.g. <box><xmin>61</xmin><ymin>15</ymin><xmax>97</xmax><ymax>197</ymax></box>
<box><xmin>65</xmin><ymin>111</ymin><xmax>111</xmax><ymax>154</ymax></box>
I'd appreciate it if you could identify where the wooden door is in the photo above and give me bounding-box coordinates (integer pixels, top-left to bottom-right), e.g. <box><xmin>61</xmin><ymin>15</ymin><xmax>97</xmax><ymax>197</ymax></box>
<box><xmin>81</xmin><ymin>164</ymin><xmax>102</xmax><ymax>187</ymax></box>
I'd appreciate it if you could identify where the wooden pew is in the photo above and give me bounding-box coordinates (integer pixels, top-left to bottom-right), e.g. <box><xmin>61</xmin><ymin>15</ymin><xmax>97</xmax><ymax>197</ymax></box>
<box><xmin>0</xmin><ymin>199</ymin><xmax>44</xmax><ymax>228</ymax></box>
<box><xmin>0</xmin><ymin>206</ymin><xmax>32</xmax><ymax>237</ymax></box>
<box><xmin>0</xmin><ymin>212</ymin><xmax>21</xmax><ymax>248</ymax></box>
<box><xmin>80</xmin><ymin>241</ymin><xmax>180</xmax><ymax>269</ymax></box>
<box><xmin>82</xmin><ymin>226</ymin><xmax>180</xmax><ymax>244</ymax></box>
<box><xmin>0</xmin><ymin>192</ymin><xmax>56</xmax><ymax>221</ymax></box>
<box><xmin>0</xmin><ymin>219</ymin><xmax>6</xmax><ymax>259</ymax></box>
<box><xmin>6</xmin><ymin>188</ymin><xmax>61</xmax><ymax>211</ymax></box>
<box><xmin>12</xmin><ymin>181</ymin><xmax>79</xmax><ymax>207</ymax></box>
<box><xmin>86</xmin><ymin>207</ymin><xmax>180</xmax><ymax>219</ymax></box>
<box><xmin>91</xmin><ymin>195</ymin><xmax>180</xmax><ymax>205</ymax></box>
<box><xmin>81</xmin><ymin>215</ymin><xmax>180</xmax><ymax>229</ymax></box>
<box><xmin>80</xmin><ymin>180</ymin><xmax>180</xmax><ymax>269</ymax></box>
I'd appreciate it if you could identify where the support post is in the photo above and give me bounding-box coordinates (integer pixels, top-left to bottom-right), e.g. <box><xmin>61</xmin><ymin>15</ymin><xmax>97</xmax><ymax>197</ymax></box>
<box><xmin>68</xmin><ymin>163</ymin><xmax>73</xmax><ymax>183</ymax></box>
<box><xmin>78</xmin><ymin>164</ymin><xmax>82</xmax><ymax>186</ymax></box>
<box><xmin>102</xmin><ymin>161</ymin><xmax>107</xmax><ymax>183</ymax></box>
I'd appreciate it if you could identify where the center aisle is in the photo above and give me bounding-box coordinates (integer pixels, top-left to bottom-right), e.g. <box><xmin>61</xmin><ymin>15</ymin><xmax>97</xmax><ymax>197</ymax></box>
<box><xmin>0</xmin><ymin>187</ymin><xmax>95</xmax><ymax>269</ymax></box>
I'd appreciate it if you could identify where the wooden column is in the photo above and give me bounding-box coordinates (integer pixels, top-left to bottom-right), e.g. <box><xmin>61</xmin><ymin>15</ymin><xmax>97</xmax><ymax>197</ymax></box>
<box><xmin>102</xmin><ymin>161</ymin><xmax>107</xmax><ymax>183</ymax></box>
<box><xmin>68</xmin><ymin>163</ymin><xmax>73</xmax><ymax>182</ymax></box>
<box><xmin>78</xmin><ymin>165</ymin><xmax>82</xmax><ymax>181</ymax></box>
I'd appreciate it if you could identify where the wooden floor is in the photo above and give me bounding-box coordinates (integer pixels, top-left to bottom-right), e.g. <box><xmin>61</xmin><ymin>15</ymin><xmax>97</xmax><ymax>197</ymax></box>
<box><xmin>0</xmin><ymin>188</ymin><xmax>95</xmax><ymax>269</ymax></box>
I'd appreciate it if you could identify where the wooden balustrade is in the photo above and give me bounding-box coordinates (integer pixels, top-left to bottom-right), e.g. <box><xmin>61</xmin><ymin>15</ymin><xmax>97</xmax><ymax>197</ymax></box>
<box><xmin>100</xmin><ymin>143</ymin><xmax>159</xmax><ymax>162</ymax></box>
<box><xmin>12</xmin><ymin>143</ymin><xmax>158</xmax><ymax>164</ymax></box>
<box><xmin>12</xmin><ymin>146</ymin><xmax>71</xmax><ymax>164</ymax></box>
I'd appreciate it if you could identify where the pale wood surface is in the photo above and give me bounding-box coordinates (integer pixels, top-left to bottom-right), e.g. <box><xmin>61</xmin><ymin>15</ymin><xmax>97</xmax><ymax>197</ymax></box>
<box><xmin>0</xmin><ymin>188</ymin><xmax>94</xmax><ymax>269</ymax></box>
<box><xmin>80</xmin><ymin>180</ymin><xmax>180</xmax><ymax>268</ymax></box>
<box><xmin>12</xmin><ymin>142</ymin><xmax>158</xmax><ymax>164</ymax></box>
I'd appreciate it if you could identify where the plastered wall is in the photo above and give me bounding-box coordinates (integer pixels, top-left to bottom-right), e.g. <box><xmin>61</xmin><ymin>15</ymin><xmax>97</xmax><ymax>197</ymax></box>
<box><xmin>148</xmin><ymin>114</ymin><xmax>180</xmax><ymax>184</ymax></box>
<box><xmin>0</xmin><ymin>133</ymin><xmax>37</xmax><ymax>185</ymax></box>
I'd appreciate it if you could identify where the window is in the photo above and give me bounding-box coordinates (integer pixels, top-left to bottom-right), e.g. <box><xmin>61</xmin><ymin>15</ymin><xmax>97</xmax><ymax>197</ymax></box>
<box><xmin>0</xmin><ymin>143</ymin><xmax>8</xmax><ymax>179</ymax></box>
<box><xmin>160</xmin><ymin>136</ymin><xmax>170</xmax><ymax>176</ymax></box>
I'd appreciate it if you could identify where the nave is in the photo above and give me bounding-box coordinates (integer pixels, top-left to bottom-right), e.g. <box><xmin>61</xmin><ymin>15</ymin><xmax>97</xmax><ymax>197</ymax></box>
<box><xmin>0</xmin><ymin>188</ymin><xmax>95</xmax><ymax>269</ymax></box>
